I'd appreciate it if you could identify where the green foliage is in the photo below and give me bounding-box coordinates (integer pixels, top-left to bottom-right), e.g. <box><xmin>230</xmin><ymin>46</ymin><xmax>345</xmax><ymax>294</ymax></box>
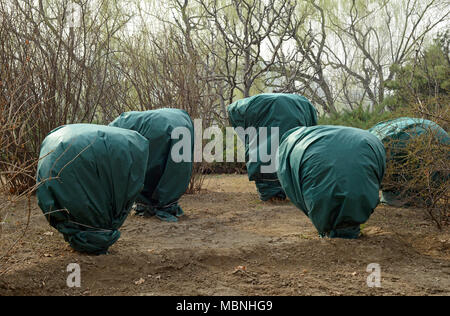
<box><xmin>318</xmin><ymin>104</ymin><xmax>402</xmax><ymax>130</ymax></box>
<box><xmin>384</xmin><ymin>32</ymin><xmax>450</xmax><ymax>111</ymax></box>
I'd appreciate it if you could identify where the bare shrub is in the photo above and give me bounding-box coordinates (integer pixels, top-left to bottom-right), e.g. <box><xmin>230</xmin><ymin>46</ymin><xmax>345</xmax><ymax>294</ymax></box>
<box><xmin>186</xmin><ymin>162</ymin><xmax>210</xmax><ymax>195</ymax></box>
<box><xmin>0</xmin><ymin>65</ymin><xmax>42</xmax><ymax>194</ymax></box>
<box><xmin>382</xmin><ymin>107</ymin><xmax>449</xmax><ymax>229</ymax></box>
<box><xmin>0</xmin><ymin>0</ymin><xmax>133</xmax><ymax>194</ymax></box>
<box><xmin>414</xmin><ymin>96</ymin><xmax>450</xmax><ymax>131</ymax></box>
<box><xmin>116</xmin><ymin>23</ymin><xmax>222</xmax><ymax>194</ymax></box>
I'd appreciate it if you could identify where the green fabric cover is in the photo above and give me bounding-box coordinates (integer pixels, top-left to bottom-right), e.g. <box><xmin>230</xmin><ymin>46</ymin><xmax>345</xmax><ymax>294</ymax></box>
<box><xmin>255</xmin><ymin>180</ymin><xmax>286</xmax><ymax>201</ymax></box>
<box><xmin>109</xmin><ymin>108</ymin><xmax>194</xmax><ymax>222</ymax></box>
<box><xmin>228</xmin><ymin>93</ymin><xmax>318</xmax><ymax>201</ymax></box>
<box><xmin>369</xmin><ymin>117</ymin><xmax>449</xmax><ymax>206</ymax></box>
<box><xmin>369</xmin><ymin>117</ymin><xmax>449</xmax><ymax>148</ymax></box>
<box><xmin>278</xmin><ymin>125</ymin><xmax>386</xmax><ymax>239</ymax></box>
<box><xmin>36</xmin><ymin>124</ymin><xmax>149</xmax><ymax>254</ymax></box>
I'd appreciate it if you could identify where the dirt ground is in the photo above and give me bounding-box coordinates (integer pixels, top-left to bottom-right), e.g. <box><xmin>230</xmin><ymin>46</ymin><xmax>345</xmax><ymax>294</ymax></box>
<box><xmin>0</xmin><ymin>174</ymin><xmax>449</xmax><ymax>296</ymax></box>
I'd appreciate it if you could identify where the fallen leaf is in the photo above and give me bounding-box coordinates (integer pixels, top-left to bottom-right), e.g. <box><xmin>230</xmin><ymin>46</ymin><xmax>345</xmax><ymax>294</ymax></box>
<box><xmin>134</xmin><ymin>278</ymin><xmax>145</xmax><ymax>285</ymax></box>
<box><xmin>232</xmin><ymin>266</ymin><xmax>247</xmax><ymax>274</ymax></box>
<box><xmin>43</xmin><ymin>232</ymin><xmax>54</xmax><ymax>236</ymax></box>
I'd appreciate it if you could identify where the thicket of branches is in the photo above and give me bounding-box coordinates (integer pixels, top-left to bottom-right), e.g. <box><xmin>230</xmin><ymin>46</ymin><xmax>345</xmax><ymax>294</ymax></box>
<box><xmin>382</xmin><ymin>124</ymin><xmax>449</xmax><ymax>229</ymax></box>
<box><xmin>0</xmin><ymin>0</ymin><xmax>448</xmax><ymax>201</ymax></box>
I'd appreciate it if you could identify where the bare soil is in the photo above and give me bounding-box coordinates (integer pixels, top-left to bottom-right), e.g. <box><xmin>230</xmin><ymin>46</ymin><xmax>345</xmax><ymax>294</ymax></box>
<box><xmin>0</xmin><ymin>174</ymin><xmax>449</xmax><ymax>296</ymax></box>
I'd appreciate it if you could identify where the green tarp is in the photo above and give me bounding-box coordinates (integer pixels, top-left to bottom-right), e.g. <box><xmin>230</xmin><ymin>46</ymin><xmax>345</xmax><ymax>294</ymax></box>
<box><xmin>369</xmin><ymin>117</ymin><xmax>449</xmax><ymax>148</ymax></box>
<box><xmin>228</xmin><ymin>93</ymin><xmax>318</xmax><ymax>201</ymax></box>
<box><xmin>369</xmin><ymin>117</ymin><xmax>450</xmax><ymax>206</ymax></box>
<box><xmin>109</xmin><ymin>108</ymin><xmax>194</xmax><ymax>222</ymax></box>
<box><xmin>36</xmin><ymin>124</ymin><xmax>149</xmax><ymax>254</ymax></box>
<box><xmin>278</xmin><ymin>126</ymin><xmax>386</xmax><ymax>239</ymax></box>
